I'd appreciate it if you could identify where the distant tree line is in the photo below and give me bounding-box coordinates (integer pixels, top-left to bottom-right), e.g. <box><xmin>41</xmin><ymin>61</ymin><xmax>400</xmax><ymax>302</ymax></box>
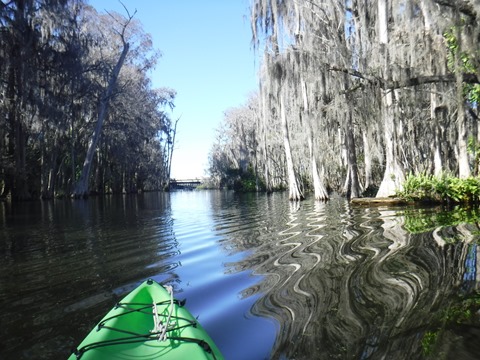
<box><xmin>208</xmin><ymin>0</ymin><xmax>480</xmax><ymax>200</ymax></box>
<box><xmin>0</xmin><ymin>0</ymin><xmax>176</xmax><ymax>200</ymax></box>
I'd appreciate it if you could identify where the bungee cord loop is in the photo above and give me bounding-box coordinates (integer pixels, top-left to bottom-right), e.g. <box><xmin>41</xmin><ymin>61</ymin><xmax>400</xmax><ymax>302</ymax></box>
<box><xmin>151</xmin><ymin>284</ymin><xmax>174</xmax><ymax>341</ymax></box>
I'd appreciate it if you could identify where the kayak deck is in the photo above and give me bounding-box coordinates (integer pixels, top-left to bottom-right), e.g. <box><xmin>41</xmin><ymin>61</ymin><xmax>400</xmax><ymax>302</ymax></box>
<box><xmin>69</xmin><ymin>279</ymin><xmax>223</xmax><ymax>359</ymax></box>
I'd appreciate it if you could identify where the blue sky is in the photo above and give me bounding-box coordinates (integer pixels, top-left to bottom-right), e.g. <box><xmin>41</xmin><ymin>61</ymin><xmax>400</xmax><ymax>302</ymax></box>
<box><xmin>89</xmin><ymin>1</ymin><xmax>259</xmax><ymax>179</ymax></box>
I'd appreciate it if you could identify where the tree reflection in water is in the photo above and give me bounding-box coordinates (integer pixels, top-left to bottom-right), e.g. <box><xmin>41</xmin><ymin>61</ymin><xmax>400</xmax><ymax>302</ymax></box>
<box><xmin>238</xmin><ymin>199</ymin><xmax>480</xmax><ymax>359</ymax></box>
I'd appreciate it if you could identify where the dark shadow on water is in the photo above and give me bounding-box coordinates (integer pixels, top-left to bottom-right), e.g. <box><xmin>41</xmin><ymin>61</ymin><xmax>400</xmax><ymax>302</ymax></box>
<box><xmin>0</xmin><ymin>193</ymin><xmax>180</xmax><ymax>359</ymax></box>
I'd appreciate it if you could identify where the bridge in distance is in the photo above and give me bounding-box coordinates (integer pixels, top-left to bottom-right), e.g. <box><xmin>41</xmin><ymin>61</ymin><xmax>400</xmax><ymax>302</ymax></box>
<box><xmin>169</xmin><ymin>179</ymin><xmax>203</xmax><ymax>190</ymax></box>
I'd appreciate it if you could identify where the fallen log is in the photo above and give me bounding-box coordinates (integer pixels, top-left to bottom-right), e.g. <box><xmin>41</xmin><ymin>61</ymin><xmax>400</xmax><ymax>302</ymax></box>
<box><xmin>350</xmin><ymin>197</ymin><xmax>411</xmax><ymax>206</ymax></box>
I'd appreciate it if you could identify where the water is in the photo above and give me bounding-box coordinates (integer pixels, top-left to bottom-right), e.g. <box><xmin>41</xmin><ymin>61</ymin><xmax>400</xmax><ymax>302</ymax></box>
<box><xmin>0</xmin><ymin>191</ymin><xmax>479</xmax><ymax>359</ymax></box>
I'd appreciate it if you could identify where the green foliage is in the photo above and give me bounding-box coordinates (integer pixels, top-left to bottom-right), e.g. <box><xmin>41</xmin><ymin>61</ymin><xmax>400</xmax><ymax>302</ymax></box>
<box><xmin>467</xmin><ymin>136</ymin><xmax>480</xmax><ymax>155</ymax></box>
<box><xmin>209</xmin><ymin>158</ymin><xmax>265</xmax><ymax>192</ymax></box>
<box><xmin>419</xmin><ymin>291</ymin><xmax>480</xmax><ymax>357</ymax></box>
<box><xmin>444</xmin><ymin>27</ymin><xmax>480</xmax><ymax>105</ymax></box>
<box><xmin>398</xmin><ymin>173</ymin><xmax>440</xmax><ymax>202</ymax></box>
<box><xmin>466</xmin><ymin>83</ymin><xmax>480</xmax><ymax>104</ymax></box>
<box><xmin>233</xmin><ymin>166</ymin><xmax>265</xmax><ymax>192</ymax></box>
<box><xmin>397</xmin><ymin>173</ymin><xmax>480</xmax><ymax>204</ymax></box>
<box><xmin>362</xmin><ymin>185</ymin><xmax>379</xmax><ymax>198</ymax></box>
<box><xmin>402</xmin><ymin>206</ymin><xmax>480</xmax><ymax>234</ymax></box>
<box><xmin>444</xmin><ymin>28</ymin><xmax>457</xmax><ymax>72</ymax></box>
<box><xmin>441</xmin><ymin>292</ymin><xmax>480</xmax><ymax>324</ymax></box>
<box><xmin>421</xmin><ymin>331</ymin><xmax>438</xmax><ymax>356</ymax></box>
<box><xmin>235</xmin><ymin>177</ymin><xmax>258</xmax><ymax>192</ymax></box>
<box><xmin>444</xmin><ymin>27</ymin><xmax>476</xmax><ymax>74</ymax></box>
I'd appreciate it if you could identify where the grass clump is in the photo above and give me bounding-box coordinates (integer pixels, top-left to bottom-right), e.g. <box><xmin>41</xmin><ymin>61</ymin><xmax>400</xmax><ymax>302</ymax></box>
<box><xmin>397</xmin><ymin>173</ymin><xmax>480</xmax><ymax>204</ymax></box>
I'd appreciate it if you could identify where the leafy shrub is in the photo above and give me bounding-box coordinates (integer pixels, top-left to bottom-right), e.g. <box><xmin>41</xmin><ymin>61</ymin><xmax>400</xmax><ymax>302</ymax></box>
<box><xmin>397</xmin><ymin>173</ymin><xmax>480</xmax><ymax>204</ymax></box>
<box><xmin>399</xmin><ymin>172</ymin><xmax>440</xmax><ymax>202</ymax></box>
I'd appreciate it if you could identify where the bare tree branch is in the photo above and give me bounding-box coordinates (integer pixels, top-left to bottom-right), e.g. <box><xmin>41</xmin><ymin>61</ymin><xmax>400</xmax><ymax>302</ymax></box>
<box><xmin>105</xmin><ymin>2</ymin><xmax>137</xmax><ymax>44</ymax></box>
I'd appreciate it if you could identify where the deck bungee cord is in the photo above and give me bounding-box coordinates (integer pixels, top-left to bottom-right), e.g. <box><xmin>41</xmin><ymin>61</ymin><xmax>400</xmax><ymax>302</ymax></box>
<box><xmin>152</xmin><ymin>284</ymin><xmax>174</xmax><ymax>341</ymax></box>
<box><xmin>70</xmin><ymin>279</ymin><xmax>223</xmax><ymax>360</ymax></box>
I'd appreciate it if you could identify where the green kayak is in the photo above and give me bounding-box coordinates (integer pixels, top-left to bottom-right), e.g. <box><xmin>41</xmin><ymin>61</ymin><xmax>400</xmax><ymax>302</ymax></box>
<box><xmin>69</xmin><ymin>279</ymin><xmax>224</xmax><ymax>359</ymax></box>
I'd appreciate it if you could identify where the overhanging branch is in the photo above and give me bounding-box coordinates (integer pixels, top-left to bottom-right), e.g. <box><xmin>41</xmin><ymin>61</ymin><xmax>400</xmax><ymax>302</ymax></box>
<box><xmin>329</xmin><ymin>66</ymin><xmax>479</xmax><ymax>90</ymax></box>
<box><xmin>387</xmin><ymin>73</ymin><xmax>478</xmax><ymax>89</ymax></box>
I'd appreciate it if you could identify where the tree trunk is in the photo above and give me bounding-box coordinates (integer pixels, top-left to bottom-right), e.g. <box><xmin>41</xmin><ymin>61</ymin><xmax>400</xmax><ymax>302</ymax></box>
<box><xmin>433</xmin><ymin>114</ymin><xmax>443</xmax><ymax>176</ymax></box>
<box><xmin>261</xmin><ymin>89</ymin><xmax>272</xmax><ymax>193</ymax></box>
<box><xmin>376</xmin><ymin>0</ymin><xmax>405</xmax><ymax>197</ymax></box>
<box><xmin>376</xmin><ymin>89</ymin><xmax>405</xmax><ymax>197</ymax></box>
<box><xmin>13</xmin><ymin>119</ymin><xmax>31</xmax><ymax>200</ymax></box>
<box><xmin>5</xmin><ymin>53</ymin><xmax>31</xmax><ymax>200</ymax></box>
<box><xmin>2</xmin><ymin>71</ymin><xmax>15</xmax><ymax>199</ymax></box>
<box><xmin>362</xmin><ymin>131</ymin><xmax>373</xmax><ymax>189</ymax></box>
<box><xmin>0</xmin><ymin>121</ymin><xmax>6</xmax><ymax>197</ymax></box>
<box><xmin>308</xmin><ymin>132</ymin><xmax>328</xmax><ymax>201</ymax></box>
<box><xmin>73</xmin><ymin>41</ymin><xmax>129</xmax><ymax>198</ymax></box>
<box><xmin>342</xmin><ymin>69</ymin><xmax>361</xmax><ymax>198</ymax></box>
<box><xmin>280</xmin><ymin>94</ymin><xmax>303</xmax><ymax>201</ymax></box>
<box><xmin>344</xmin><ymin>111</ymin><xmax>361</xmax><ymax>198</ymax></box>
<box><xmin>421</xmin><ymin>8</ymin><xmax>445</xmax><ymax>177</ymax></box>
<box><xmin>166</xmin><ymin>117</ymin><xmax>179</xmax><ymax>189</ymax></box>
<box><xmin>431</xmin><ymin>85</ymin><xmax>445</xmax><ymax>177</ymax></box>
<box><xmin>455</xmin><ymin>22</ymin><xmax>470</xmax><ymax>178</ymax></box>
<box><xmin>41</xmin><ymin>147</ymin><xmax>57</xmax><ymax>200</ymax></box>
<box><xmin>430</xmin><ymin>43</ymin><xmax>444</xmax><ymax>176</ymax></box>
<box><xmin>302</xmin><ymin>78</ymin><xmax>327</xmax><ymax>200</ymax></box>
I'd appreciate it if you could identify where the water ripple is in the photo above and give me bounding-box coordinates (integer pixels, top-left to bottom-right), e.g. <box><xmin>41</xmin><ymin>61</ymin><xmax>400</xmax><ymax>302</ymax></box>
<box><xmin>230</xmin><ymin>197</ymin><xmax>478</xmax><ymax>359</ymax></box>
<box><xmin>1</xmin><ymin>192</ymin><xmax>478</xmax><ymax>360</ymax></box>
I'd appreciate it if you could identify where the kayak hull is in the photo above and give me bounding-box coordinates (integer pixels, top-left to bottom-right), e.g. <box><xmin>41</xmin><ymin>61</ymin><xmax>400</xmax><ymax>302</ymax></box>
<box><xmin>69</xmin><ymin>279</ymin><xmax>223</xmax><ymax>360</ymax></box>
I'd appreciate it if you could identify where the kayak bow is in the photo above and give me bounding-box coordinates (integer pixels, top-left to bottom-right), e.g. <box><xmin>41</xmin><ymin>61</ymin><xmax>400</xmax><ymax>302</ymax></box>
<box><xmin>69</xmin><ymin>279</ymin><xmax>223</xmax><ymax>359</ymax></box>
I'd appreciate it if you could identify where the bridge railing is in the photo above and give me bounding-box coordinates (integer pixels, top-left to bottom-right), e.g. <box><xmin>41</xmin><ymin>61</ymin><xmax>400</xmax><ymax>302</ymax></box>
<box><xmin>169</xmin><ymin>179</ymin><xmax>203</xmax><ymax>190</ymax></box>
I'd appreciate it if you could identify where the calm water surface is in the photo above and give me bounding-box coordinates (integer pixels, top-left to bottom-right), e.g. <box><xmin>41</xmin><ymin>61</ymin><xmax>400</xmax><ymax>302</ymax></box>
<box><xmin>1</xmin><ymin>191</ymin><xmax>479</xmax><ymax>359</ymax></box>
